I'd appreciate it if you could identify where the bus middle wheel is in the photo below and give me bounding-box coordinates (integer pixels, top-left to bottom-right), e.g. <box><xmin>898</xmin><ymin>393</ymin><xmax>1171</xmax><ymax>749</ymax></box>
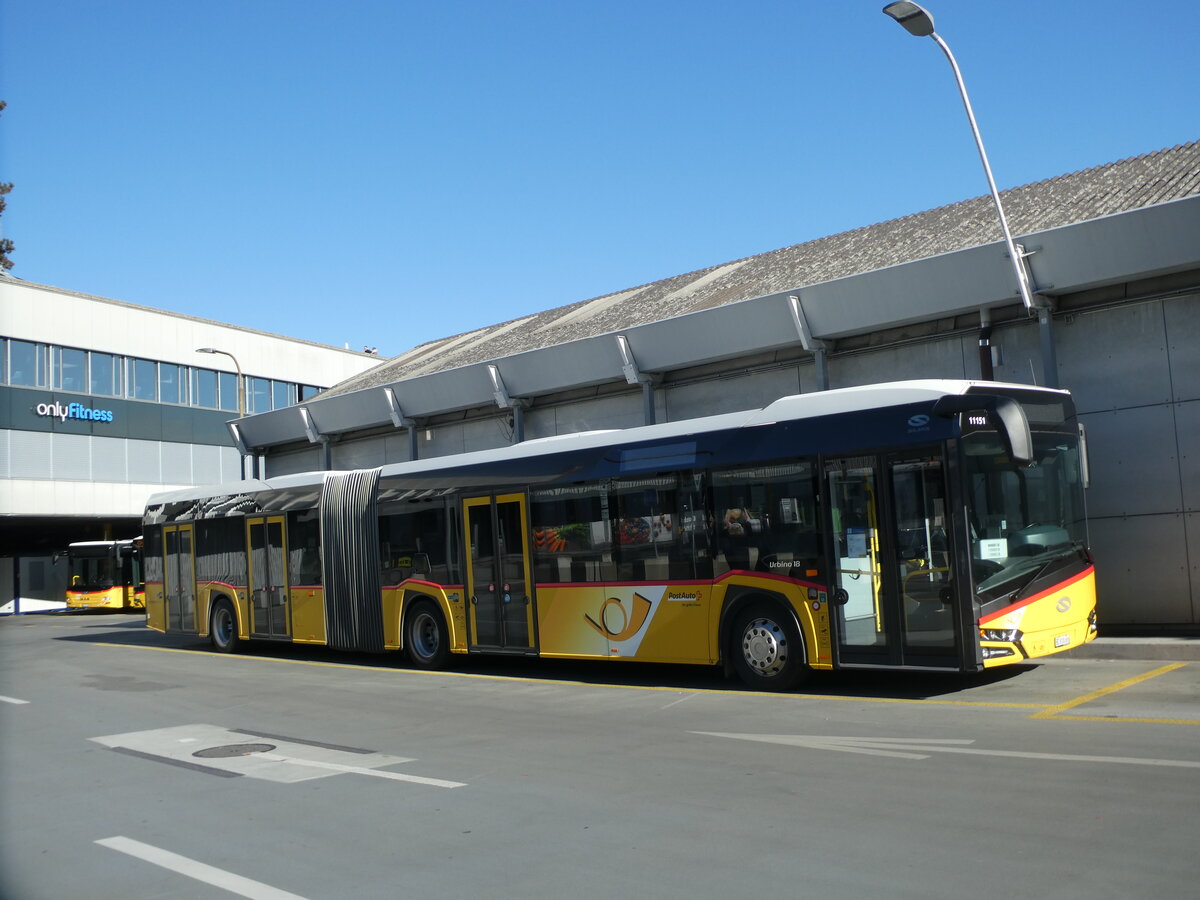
<box><xmin>405</xmin><ymin>600</ymin><xmax>450</xmax><ymax>669</ymax></box>
<box><xmin>210</xmin><ymin>597</ymin><xmax>240</xmax><ymax>653</ymax></box>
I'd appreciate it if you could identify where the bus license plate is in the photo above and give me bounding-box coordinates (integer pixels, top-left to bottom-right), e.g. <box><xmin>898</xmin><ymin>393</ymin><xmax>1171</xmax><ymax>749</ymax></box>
<box><xmin>1054</xmin><ymin>634</ymin><xmax>1071</xmax><ymax>648</ymax></box>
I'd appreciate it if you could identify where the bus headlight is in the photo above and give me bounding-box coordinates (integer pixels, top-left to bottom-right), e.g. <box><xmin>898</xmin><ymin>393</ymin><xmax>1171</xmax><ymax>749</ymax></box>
<box><xmin>980</xmin><ymin>627</ymin><xmax>1022</xmax><ymax>642</ymax></box>
<box><xmin>1088</xmin><ymin>609</ymin><xmax>1098</xmax><ymax>633</ymax></box>
<box><xmin>982</xmin><ymin>646</ymin><xmax>1016</xmax><ymax>659</ymax></box>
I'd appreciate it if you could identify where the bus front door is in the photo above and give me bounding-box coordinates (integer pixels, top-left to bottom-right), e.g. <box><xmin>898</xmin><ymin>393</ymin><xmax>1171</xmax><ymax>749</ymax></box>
<box><xmin>463</xmin><ymin>494</ymin><xmax>535</xmax><ymax>652</ymax></box>
<box><xmin>826</xmin><ymin>451</ymin><xmax>958</xmax><ymax>668</ymax></box>
<box><xmin>247</xmin><ymin>516</ymin><xmax>290</xmax><ymax>639</ymax></box>
<box><xmin>163</xmin><ymin>524</ymin><xmax>196</xmax><ymax>633</ymax></box>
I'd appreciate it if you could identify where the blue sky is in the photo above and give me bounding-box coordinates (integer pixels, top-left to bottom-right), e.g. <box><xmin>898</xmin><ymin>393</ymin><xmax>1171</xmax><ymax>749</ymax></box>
<box><xmin>2</xmin><ymin>1</ymin><xmax>1195</xmax><ymax>357</ymax></box>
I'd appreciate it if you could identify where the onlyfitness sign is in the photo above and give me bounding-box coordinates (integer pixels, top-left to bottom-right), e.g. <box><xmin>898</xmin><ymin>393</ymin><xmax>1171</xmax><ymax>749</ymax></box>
<box><xmin>36</xmin><ymin>400</ymin><xmax>115</xmax><ymax>423</ymax></box>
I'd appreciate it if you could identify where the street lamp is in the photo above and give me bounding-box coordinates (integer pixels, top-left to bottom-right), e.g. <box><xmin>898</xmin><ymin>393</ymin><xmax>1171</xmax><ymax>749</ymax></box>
<box><xmin>195</xmin><ymin>347</ymin><xmax>246</xmax><ymax>417</ymax></box>
<box><xmin>882</xmin><ymin>2</ymin><xmax>1037</xmax><ymax>315</ymax></box>
<box><xmin>882</xmin><ymin>2</ymin><xmax>1058</xmax><ymax>387</ymax></box>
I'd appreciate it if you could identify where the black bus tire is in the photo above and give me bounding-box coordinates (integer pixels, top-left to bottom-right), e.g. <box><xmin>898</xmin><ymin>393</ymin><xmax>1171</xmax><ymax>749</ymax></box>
<box><xmin>731</xmin><ymin>603</ymin><xmax>807</xmax><ymax>690</ymax></box>
<box><xmin>210</xmin><ymin>597</ymin><xmax>240</xmax><ymax>653</ymax></box>
<box><xmin>405</xmin><ymin>599</ymin><xmax>450</xmax><ymax>669</ymax></box>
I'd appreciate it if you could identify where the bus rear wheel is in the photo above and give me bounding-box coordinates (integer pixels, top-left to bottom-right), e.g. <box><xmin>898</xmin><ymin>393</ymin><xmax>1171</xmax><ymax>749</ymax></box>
<box><xmin>405</xmin><ymin>600</ymin><xmax>450</xmax><ymax>669</ymax></box>
<box><xmin>731</xmin><ymin>603</ymin><xmax>806</xmax><ymax>690</ymax></box>
<box><xmin>210</xmin><ymin>598</ymin><xmax>240</xmax><ymax>653</ymax></box>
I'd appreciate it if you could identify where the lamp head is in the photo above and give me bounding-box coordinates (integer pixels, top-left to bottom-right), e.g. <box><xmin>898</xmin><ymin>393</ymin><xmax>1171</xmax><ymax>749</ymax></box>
<box><xmin>883</xmin><ymin>1</ymin><xmax>936</xmax><ymax>37</ymax></box>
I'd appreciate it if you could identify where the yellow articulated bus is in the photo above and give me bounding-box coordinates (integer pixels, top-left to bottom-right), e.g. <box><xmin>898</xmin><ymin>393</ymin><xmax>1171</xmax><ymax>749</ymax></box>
<box><xmin>65</xmin><ymin>538</ymin><xmax>145</xmax><ymax>610</ymax></box>
<box><xmin>142</xmin><ymin>380</ymin><xmax>1097</xmax><ymax>689</ymax></box>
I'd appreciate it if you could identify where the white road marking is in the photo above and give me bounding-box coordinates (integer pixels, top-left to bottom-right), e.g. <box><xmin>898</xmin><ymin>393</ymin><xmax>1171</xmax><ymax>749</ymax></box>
<box><xmin>255</xmin><ymin>753</ymin><xmax>465</xmax><ymax>787</ymax></box>
<box><xmin>695</xmin><ymin>733</ymin><xmax>1200</xmax><ymax>768</ymax></box>
<box><xmin>96</xmin><ymin>836</ymin><xmax>308</xmax><ymax>899</ymax></box>
<box><xmin>0</xmin><ymin>695</ymin><xmax>31</xmax><ymax>705</ymax></box>
<box><xmin>659</xmin><ymin>693</ymin><xmax>698</xmax><ymax>710</ymax></box>
<box><xmin>91</xmin><ymin>724</ymin><xmax>466</xmax><ymax>786</ymax></box>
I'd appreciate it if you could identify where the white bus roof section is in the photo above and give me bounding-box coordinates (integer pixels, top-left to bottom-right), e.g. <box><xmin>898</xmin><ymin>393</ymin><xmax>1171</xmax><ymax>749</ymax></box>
<box><xmin>146</xmin><ymin>379</ymin><xmax>1059</xmax><ymax>507</ymax></box>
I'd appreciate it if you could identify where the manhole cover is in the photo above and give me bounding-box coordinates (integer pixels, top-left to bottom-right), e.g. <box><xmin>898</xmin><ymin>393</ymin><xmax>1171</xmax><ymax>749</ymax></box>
<box><xmin>193</xmin><ymin>743</ymin><xmax>276</xmax><ymax>758</ymax></box>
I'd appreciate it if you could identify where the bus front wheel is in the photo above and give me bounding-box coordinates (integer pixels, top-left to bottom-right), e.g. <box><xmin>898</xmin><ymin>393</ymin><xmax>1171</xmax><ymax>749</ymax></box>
<box><xmin>731</xmin><ymin>603</ymin><xmax>806</xmax><ymax>690</ymax></box>
<box><xmin>405</xmin><ymin>600</ymin><xmax>450</xmax><ymax>669</ymax></box>
<box><xmin>210</xmin><ymin>598</ymin><xmax>240</xmax><ymax>653</ymax></box>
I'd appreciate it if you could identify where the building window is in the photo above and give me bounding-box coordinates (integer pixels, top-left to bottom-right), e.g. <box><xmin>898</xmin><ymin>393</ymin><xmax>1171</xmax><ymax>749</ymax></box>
<box><xmin>300</xmin><ymin>384</ymin><xmax>322</xmax><ymax>402</ymax></box>
<box><xmin>159</xmin><ymin>363</ymin><xmax>186</xmax><ymax>404</ymax></box>
<box><xmin>53</xmin><ymin>346</ymin><xmax>88</xmax><ymax>392</ymax></box>
<box><xmin>0</xmin><ymin>340</ymin><xmax>6</xmax><ymax>385</ymax></box>
<box><xmin>272</xmin><ymin>380</ymin><xmax>293</xmax><ymax>410</ymax></box>
<box><xmin>248</xmin><ymin>376</ymin><xmax>271</xmax><ymax>413</ymax></box>
<box><xmin>191</xmin><ymin>367</ymin><xmax>217</xmax><ymax>409</ymax></box>
<box><xmin>125</xmin><ymin>357</ymin><xmax>158</xmax><ymax>401</ymax></box>
<box><xmin>90</xmin><ymin>352</ymin><xmax>121</xmax><ymax>397</ymax></box>
<box><xmin>218</xmin><ymin>371</ymin><xmax>239</xmax><ymax>413</ymax></box>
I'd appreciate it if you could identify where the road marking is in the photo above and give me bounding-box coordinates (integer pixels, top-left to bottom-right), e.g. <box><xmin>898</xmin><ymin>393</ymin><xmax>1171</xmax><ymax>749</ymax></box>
<box><xmin>254</xmin><ymin>753</ymin><xmax>466</xmax><ymax>787</ymax></box>
<box><xmin>97</xmin><ymin>836</ymin><xmax>308</xmax><ymax>899</ymax></box>
<box><xmin>91</xmin><ymin>724</ymin><xmax>465</xmax><ymax>786</ymax></box>
<box><xmin>0</xmin><ymin>695</ymin><xmax>30</xmax><ymax>704</ymax></box>
<box><xmin>1031</xmin><ymin>663</ymin><xmax>1199</xmax><ymax>724</ymax></box>
<box><xmin>695</xmin><ymin>732</ymin><xmax>1200</xmax><ymax>768</ymax></box>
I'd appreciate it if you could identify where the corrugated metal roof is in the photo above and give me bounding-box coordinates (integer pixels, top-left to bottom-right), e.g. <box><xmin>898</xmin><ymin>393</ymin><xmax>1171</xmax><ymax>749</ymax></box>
<box><xmin>325</xmin><ymin>141</ymin><xmax>1200</xmax><ymax>397</ymax></box>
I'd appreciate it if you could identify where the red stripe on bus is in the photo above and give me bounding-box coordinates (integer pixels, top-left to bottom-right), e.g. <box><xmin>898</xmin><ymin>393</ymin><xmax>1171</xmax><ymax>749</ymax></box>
<box><xmin>978</xmin><ymin>566</ymin><xmax>1095</xmax><ymax>625</ymax></box>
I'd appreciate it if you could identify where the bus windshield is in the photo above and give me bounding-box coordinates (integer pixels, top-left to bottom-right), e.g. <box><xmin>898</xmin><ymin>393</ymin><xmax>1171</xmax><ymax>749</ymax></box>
<box><xmin>69</xmin><ymin>551</ymin><xmax>118</xmax><ymax>590</ymax></box>
<box><xmin>964</xmin><ymin>428</ymin><xmax>1088</xmax><ymax>603</ymax></box>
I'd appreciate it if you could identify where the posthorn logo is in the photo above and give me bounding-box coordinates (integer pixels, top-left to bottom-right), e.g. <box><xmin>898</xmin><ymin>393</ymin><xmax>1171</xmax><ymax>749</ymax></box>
<box><xmin>35</xmin><ymin>401</ymin><xmax>115</xmax><ymax>424</ymax></box>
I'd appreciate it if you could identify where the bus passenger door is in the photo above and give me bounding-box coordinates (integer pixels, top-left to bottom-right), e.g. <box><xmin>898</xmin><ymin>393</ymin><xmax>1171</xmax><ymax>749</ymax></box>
<box><xmin>463</xmin><ymin>494</ymin><xmax>535</xmax><ymax>652</ymax></box>
<box><xmin>826</xmin><ymin>458</ymin><xmax>887</xmax><ymax>663</ymax></box>
<box><xmin>247</xmin><ymin>516</ymin><xmax>290</xmax><ymax>639</ymax></box>
<box><xmin>163</xmin><ymin>524</ymin><xmax>196</xmax><ymax>632</ymax></box>
<box><xmin>826</xmin><ymin>451</ymin><xmax>958</xmax><ymax>667</ymax></box>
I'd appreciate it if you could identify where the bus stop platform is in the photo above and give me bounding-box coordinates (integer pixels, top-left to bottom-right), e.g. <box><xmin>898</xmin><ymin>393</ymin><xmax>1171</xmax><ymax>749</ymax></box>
<box><xmin>1062</xmin><ymin>636</ymin><xmax>1200</xmax><ymax>661</ymax></box>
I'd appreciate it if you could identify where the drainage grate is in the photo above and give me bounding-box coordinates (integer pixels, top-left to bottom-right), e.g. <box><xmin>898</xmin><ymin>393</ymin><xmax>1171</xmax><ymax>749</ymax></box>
<box><xmin>193</xmin><ymin>743</ymin><xmax>276</xmax><ymax>759</ymax></box>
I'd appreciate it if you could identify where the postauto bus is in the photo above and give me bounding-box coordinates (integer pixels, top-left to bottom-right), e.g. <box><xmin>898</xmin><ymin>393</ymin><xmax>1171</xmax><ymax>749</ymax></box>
<box><xmin>142</xmin><ymin>380</ymin><xmax>1096</xmax><ymax>689</ymax></box>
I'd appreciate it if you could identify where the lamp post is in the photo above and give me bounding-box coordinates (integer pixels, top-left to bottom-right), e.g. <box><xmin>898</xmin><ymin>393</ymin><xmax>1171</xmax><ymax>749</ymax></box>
<box><xmin>195</xmin><ymin>347</ymin><xmax>246</xmax><ymax>417</ymax></box>
<box><xmin>196</xmin><ymin>346</ymin><xmax>252</xmax><ymax>478</ymax></box>
<box><xmin>882</xmin><ymin>2</ymin><xmax>1036</xmax><ymax>316</ymax></box>
<box><xmin>883</xmin><ymin>3</ymin><xmax>1061</xmax><ymax>388</ymax></box>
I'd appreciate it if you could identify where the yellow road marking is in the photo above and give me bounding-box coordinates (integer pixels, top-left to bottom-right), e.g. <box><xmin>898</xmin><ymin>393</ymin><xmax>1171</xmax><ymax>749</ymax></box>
<box><xmin>1030</xmin><ymin>662</ymin><xmax>1200</xmax><ymax>724</ymax></box>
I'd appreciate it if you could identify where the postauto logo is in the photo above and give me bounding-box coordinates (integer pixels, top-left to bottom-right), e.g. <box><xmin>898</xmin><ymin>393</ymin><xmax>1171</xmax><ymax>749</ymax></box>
<box><xmin>36</xmin><ymin>400</ymin><xmax>115</xmax><ymax>423</ymax></box>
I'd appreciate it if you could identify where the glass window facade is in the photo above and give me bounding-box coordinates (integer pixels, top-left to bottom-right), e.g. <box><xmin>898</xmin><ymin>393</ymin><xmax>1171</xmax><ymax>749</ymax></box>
<box><xmin>2</xmin><ymin>337</ymin><xmax>327</xmax><ymax>414</ymax></box>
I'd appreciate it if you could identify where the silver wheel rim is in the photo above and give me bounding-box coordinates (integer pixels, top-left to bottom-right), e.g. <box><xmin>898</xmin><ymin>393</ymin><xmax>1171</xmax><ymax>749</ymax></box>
<box><xmin>410</xmin><ymin>611</ymin><xmax>440</xmax><ymax>661</ymax></box>
<box><xmin>741</xmin><ymin>617</ymin><xmax>788</xmax><ymax>678</ymax></box>
<box><xmin>213</xmin><ymin>607</ymin><xmax>233</xmax><ymax>645</ymax></box>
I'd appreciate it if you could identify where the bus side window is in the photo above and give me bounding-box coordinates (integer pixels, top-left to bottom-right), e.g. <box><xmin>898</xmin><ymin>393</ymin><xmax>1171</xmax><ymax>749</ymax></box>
<box><xmin>287</xmin><ymin>509</ymin><xmax>322</xmax><ymax>585</ymax></box>
<box><xmin>529</xmin><ymin>483</ymin><xmax>609</xmax><ymax>584</ymax></box>
<box><xmin>378</xmin><ymin>503</ymin><xmax>452</xmax><ymax>585</ymax></box>
<box><xmin>712</xmin><ymin>462</ymin><xmax>820</xmax><ymax>579</ymax></box>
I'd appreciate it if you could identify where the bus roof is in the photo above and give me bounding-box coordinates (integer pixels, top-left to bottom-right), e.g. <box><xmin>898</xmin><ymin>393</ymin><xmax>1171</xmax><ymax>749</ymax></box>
<box><xmin>145</xmin><ymin>379</ymin><xmax>1067</xmax><ymax>508</ymax></box>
